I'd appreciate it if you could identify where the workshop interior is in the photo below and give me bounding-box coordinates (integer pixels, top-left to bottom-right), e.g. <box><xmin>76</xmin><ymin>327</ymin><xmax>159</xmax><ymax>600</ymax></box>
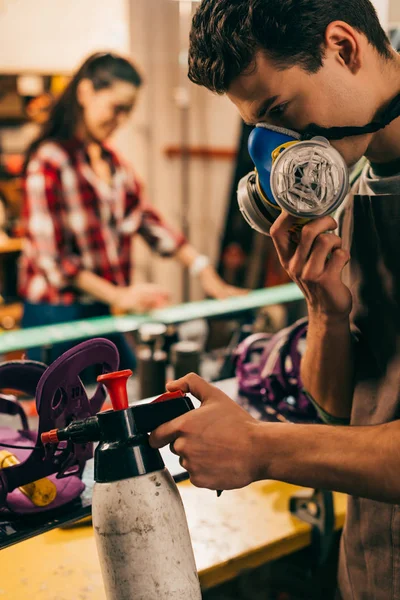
<box><xmin>0</xmin><ymin>0</ymin><xmax>399</xmax><ymax>599</ymax></box>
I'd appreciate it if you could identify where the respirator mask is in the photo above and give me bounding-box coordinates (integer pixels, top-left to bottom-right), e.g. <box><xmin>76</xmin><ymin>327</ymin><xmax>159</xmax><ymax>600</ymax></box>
<box><xmin>237</xmin><ymin>93</ymin><xmax>400</xmax><ymax>235</ymax></box>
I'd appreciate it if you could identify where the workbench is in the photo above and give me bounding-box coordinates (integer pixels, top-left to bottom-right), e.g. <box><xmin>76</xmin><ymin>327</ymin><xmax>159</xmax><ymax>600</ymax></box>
<box><xmin>0</xmin><ymin>379</ymin><xmax>347</xmax><ymax>598</ymax></box>
<box><xmin>0</xmin><ymin>481</ymin><xmax>347</xmax><ymax>598</ymax></box>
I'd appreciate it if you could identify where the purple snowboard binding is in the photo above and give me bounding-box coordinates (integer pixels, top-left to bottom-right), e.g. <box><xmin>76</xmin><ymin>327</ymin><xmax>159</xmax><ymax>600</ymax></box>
<box><xmin>0</xmin><ymin>338</ymin><xmax>119</xmax><ymax>514</ymax></box>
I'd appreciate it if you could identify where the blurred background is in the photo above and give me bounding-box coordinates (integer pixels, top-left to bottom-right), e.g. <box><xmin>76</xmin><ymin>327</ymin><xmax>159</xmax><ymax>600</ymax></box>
<box><xmin>0</xmin><ymin>0</ymin><xmax>398</xmax><ymax>334</ymax></box>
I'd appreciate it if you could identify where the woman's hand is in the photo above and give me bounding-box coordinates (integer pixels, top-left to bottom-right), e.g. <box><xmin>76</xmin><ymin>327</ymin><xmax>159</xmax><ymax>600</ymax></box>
<box><xmin>270</xmin><ymin>212</ymin><xmax>352</xmax><ymax>320</ymax></box>
<box><xmin>200</xmin><ymin>266</ymin><xmax>249</xmax><ymax>299</ymax></box>
<box><xmin>149</xmin><ymin>373</ymin><xmax>262</xmax><ymax>490</ymax></box>
<box><xmin>113</xmin><ymin>283</ymin><xmax>170</xmax><ymax>314</ymax></box>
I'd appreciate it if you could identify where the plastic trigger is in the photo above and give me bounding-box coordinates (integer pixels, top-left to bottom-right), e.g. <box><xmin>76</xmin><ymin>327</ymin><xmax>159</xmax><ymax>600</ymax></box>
<box><xmin>151</xmin><ymin>390</ymin><xmax>185</xmax><ymax>404</ymax></box>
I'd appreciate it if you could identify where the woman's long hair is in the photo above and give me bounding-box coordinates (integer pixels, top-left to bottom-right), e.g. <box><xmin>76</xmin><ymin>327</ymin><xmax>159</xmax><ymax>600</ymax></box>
<box><xmin>25</xmin><ymin>52</ymin><xmax>143</xmax><ymax>167</ymax></box>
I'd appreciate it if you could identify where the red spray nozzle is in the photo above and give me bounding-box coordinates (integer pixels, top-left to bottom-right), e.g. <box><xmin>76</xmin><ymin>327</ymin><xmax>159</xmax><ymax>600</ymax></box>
<box><xmin>41</xmin><ymin>416</ymin><xmax>100</xmax><ymax>446</ymax></box>
<box><xmin>41</xmin><ymin>429</ymin><xmax>60</xmax><ymax>445</ymax></box>
<box><xmin>151</xmin><ymin>390</ymin><xmax>185</xmax><ymax>404</ymax></box>
<box><xmin>97</xmin><ymin>369</ymin><xmax>133</xmax><ymax>411</ymax></box>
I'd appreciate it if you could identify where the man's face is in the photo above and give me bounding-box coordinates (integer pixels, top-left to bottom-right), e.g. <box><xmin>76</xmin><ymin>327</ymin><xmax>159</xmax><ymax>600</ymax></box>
<box><xmin>227</xmin><ymin>52</ymin><xmax>376</xmax><ymax>167</ymax></box>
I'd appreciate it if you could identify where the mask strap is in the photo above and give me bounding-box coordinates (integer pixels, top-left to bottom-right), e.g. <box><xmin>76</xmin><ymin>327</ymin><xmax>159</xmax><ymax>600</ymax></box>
<box><xmin>303</xmin><ymin>93</ymin><xmax>400</xmax><ymax>141</ymax></box>
<box><xmin>256</xmin><ymin>122</ymin><xmax>302</xmax><ymax>140</ymax></box>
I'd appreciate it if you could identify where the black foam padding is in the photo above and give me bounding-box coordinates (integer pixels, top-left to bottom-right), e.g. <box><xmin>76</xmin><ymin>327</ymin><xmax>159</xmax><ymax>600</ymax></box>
<box><xmin>0</xmin><ymin>360</ymin><xmax>47</xmax><ymax>398</ymax></box>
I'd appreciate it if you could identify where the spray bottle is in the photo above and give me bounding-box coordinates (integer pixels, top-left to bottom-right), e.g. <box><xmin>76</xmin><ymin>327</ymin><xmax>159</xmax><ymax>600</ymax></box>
<box><xmin>42</xmin><ymin>369</ymin><xmax>202</xmax><ymax>600</ymax></box>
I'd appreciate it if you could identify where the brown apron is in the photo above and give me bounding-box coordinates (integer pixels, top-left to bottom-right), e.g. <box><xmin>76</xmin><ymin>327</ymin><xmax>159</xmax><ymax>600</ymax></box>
<box><xmin>337</xmin><ymin>189</ymin><xmax>400</xmax><ymax>599</ymax></box>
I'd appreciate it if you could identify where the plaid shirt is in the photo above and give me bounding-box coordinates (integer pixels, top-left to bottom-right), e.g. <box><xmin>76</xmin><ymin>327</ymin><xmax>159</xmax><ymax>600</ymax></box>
<box><xmin>19</xmin><ymin>139</ymin><xmax>186</xmax><ymax>304</ymax></box>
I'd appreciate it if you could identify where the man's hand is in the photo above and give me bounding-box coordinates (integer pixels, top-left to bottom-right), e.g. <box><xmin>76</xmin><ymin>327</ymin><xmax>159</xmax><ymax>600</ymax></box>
<box><xmin>150</xmin><ymin>376</ymin><xmax>400</xmax><ymax>504</ymax></box>
<box><xmin>271</xmin><ymin>211</ymin><xmax>355</xmax><ymax>419</ymax></box>
<box><xmin>149</xmin><ymin>374</ymin><xmax>261</xmax><ymax>490</ymax></box>
<box><xmin>270</xmin><ymin>212</ymin><xmax>352</xmax><ymax>319</ymax></box>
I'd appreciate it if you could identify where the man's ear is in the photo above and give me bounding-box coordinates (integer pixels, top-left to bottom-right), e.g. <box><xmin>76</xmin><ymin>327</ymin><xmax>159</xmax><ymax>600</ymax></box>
<box><xmin>76</xmin><ymin>78</ymin><xmax>95</xmax><ymax>108</ymax></box>
<box><xmin>324</xmin><ymin>21</ymin><xmax>362</xmax><ymax>74</ymax></box>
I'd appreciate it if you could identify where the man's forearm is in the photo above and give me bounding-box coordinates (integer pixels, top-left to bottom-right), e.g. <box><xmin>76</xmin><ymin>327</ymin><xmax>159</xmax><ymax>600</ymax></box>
<box><xmin>301</xmin><ymin>314</ymin><xmax>355</xmax><ymax>419</ymax></box>
<box><xmin>75</xmin><ymin>270</ymin><xmax>118</xmax><ymax>305</ymax></box>
<box><xmin>255</xmin><ymin>420</ymin><xmax>400</xmax><ymax>504</ymax></box>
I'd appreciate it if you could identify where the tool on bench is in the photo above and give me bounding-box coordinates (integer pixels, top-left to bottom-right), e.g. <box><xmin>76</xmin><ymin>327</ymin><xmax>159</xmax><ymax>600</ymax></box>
<box><xmin>42</xmin><ymin>368</ymin><xmax>202</xmax><ymax>600</ymax></box>
<box><xmin>290</xmin><ymin>488</ymin><xmax>335</xmax><ymax>568</ymax></box>
<box><xmin>137</xmin><ymin>323</ymin><xmax>168</xmax><ymax>398</ymax></box>
<box><xmin>171</xmin><ymin>340</ymin><xmax>201</xmax><ymax>380</ymax></box>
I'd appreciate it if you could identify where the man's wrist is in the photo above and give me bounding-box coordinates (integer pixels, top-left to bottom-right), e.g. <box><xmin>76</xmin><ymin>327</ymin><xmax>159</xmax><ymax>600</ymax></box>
<box><xmin>249</xmin><ymin>421</ymin><xmax>281</xmax><ymax>482</ymax></box>
<box><xmin>307</xmin><ymin>307</ymin><xmax>351</xmax><ymax>330</ymax></box>
<box><xmin>251</xmin><ymin>420</ymin><xmax>320</xmax><ymax>485</ymax></box>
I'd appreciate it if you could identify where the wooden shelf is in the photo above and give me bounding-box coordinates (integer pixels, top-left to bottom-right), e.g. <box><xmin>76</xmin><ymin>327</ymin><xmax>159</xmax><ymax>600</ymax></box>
<box><xmin>0</xmin><ymin>238</ymin><xmax>24</xmax><ymax>254</ymax></box>
<box><xmin>164</xmin><ymin>145</ymin><xmax>237</xmax><ymax>160</ymax></box>
<box><xmin>0</xmin><ymin>118</ymin><xmax>28</xmax><ymax>127</ymax></box>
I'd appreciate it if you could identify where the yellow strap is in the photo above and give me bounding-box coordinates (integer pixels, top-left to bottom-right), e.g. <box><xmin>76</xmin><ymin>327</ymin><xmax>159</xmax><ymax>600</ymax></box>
<box><xmin>271</xmin><ymin>140</ymin><xmax>299</xmax><ymax>163</ymax></box>
<box><xmin>0</xmin><ymin>450</ymin><xmax>57</xmax><ymax>507</ymax></box>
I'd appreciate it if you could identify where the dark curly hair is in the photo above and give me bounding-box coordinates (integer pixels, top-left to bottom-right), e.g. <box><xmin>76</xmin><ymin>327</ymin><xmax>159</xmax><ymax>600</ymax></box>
<box><xmin>188</xmin><ymin>0</ymin><xmax>391</xmax><ymax>94</ymax></box>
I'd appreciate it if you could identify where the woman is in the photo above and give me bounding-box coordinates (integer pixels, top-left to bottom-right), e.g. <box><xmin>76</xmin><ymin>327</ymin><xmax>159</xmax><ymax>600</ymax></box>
<box><xmin>20</xmin><ymin>52</ymin><xmax>242</xmax><ymax>367</ymax></box>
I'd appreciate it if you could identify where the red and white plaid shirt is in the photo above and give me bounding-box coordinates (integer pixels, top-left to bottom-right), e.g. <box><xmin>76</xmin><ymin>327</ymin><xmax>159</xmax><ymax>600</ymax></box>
<box><xmin>19</xmin><ymin>139</ymin><xmax>186</xmax><ymax>304</ymax></box>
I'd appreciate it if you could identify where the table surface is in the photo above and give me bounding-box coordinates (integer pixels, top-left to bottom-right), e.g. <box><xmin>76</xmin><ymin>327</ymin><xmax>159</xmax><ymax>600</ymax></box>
<box><xmin>0</xmin><ymin>379</ymin><xmax>348</xmax><ymax>597</ymax></box>
<box><xmin>0</xmin><ymin>480</ymin><xmax>347</xmax><ymax>598</ymax></box>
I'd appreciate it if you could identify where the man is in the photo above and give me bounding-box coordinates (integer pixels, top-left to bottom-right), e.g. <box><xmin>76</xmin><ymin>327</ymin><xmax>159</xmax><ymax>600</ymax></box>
<box><xmin>149</xmin><ymin>1</ymin><xmax>400</xmax><ymax>597</ymax></box>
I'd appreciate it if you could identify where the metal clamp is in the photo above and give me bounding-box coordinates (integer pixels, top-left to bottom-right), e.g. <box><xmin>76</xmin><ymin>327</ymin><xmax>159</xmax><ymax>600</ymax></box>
<box><xmin>290</xmin><ymin>488</ymin><xmax>335</xmax><ymax>567</ymax></box>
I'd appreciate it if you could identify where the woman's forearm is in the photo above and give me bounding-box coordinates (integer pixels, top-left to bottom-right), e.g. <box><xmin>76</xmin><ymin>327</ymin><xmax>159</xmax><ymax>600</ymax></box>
<box><xmin>74</xmin><ymin>270</ymin><xmax>118</xmax><ymax>305</ymax></box>
<box><xmin>175</xmin><ymin>243</ymin><xmax>201</xmax><ymax>268</ymax></box>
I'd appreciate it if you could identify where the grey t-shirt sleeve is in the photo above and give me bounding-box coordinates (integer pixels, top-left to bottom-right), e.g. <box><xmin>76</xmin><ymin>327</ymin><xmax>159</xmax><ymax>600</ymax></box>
<box><xmin>305</xmin><ymin>391</ymin><xmax>351</xmax><ymax>426</ymax></box>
